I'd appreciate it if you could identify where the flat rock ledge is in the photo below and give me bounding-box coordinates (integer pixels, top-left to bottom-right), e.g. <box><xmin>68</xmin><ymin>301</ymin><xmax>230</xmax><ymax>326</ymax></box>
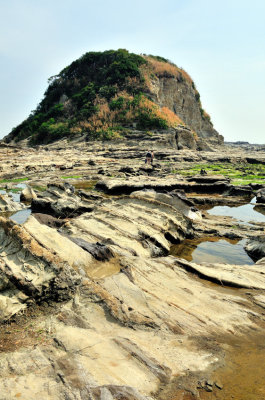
<box><xmin>0</xmin><ymin>202</ymin><xmax>265</xmax><ymax>398</ymax></box>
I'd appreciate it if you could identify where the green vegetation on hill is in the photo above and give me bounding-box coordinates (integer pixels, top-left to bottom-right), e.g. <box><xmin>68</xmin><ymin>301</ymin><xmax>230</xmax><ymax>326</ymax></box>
<box><xmin>6</xmin><ymin>49</ymin><xmax>192</xmax><ymax>145</ymax></box>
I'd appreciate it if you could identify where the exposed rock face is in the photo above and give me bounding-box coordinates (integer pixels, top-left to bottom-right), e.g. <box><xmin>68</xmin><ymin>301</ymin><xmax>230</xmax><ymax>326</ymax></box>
<box><xmin>147</xmin><ymin>75</ymin><xmax>224</xmax><ymax>146</ymax></box>
<box><xmin>62</xmin><ymin>194</ymin><xmax>193</xmax><ymax>258</ymax></box>
<box><xmin>0</xmin><ymin>193</ymin><xmax>26</xmax><ymax>212</ymax></box>
<box><xmin>95</xmin><ymin>176</ymin><xmax>233</xmax><ymax>196</ymax></box>
<box><xmin>175</xmin><ymin>126</ymin><xmax>197</xmax><ymax>150</ymax></box>
<box><xmin>31</xmin><ymin>182</ymin><xmax>94</xmax><ymax>218</ymax></box>
<box><xmin>0</xmin><ymin>143</ymin><xmax>265</xmax><ymax>399</ymax></box>
<box><xmin>0</xmin><ymin>233</ymin><xmax>264</xmax><ymax>399</ymax></box>
<box><xmin>256</xmin><ymin>188</ymin><xmax>265</xmax><ymax>203</ymax></box>
<box><xmin>245</xmin><ymin>236</ymin><xmax>265</xmax><ymax>261</ymax></box>
<box><xmin>20</xmin><ymin>185</ymin><xmax>37</xmax><ymax>202</ymax></box>
<box><xmin>0</xmin><ymin>217</ymin><xmax>80</xmax><ymax>321</ymax></box>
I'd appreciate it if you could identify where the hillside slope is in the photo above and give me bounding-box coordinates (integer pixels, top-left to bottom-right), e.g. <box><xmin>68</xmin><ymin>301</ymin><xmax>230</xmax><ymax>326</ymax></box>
<box><xmin>4</xmin><ymin>49</ymin><xmax>223</xmax><ymax>147</ymax></box>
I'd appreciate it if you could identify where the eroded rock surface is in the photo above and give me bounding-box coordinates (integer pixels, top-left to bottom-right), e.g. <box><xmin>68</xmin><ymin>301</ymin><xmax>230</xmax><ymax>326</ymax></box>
<box><xmin>31</xmin><ymin>182</ymin><xmax>94</xmax><ymax>217</ymax></box>
<box><xmin>245</xmin><ymin>236</ymin><xmax>265</xmax><ymax>261</ymax></box>
<box><xmin>0</xmin><ymin>193</ymin><xmax>26</xmax><ymax>212</ymax></box>
<box><xmin>0</xmin><ymin>217</ymin><xmax>80</xmax><ymax>321</ymax></box>
<box><xmin>0</xmin><ymin>142</ymin><xmax>265</xmax><ymax>399</ymax></box>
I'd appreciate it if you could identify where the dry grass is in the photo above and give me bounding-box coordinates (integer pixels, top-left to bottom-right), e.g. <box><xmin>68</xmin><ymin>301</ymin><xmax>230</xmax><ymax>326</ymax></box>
<box><xmin>142</xmin><ymin>56</ymin><xmax>193</xmax><ymax>84</ymax></box>
<box><xmin>139</xmin><ymin>97</ymin><xmax>184</xmax><ymax>128</ymax></box>
<box><xmin>73</xmin><ymin>89</ymin><xmax>185</xmax><ymax>134</ymax></box>
<box><xmin>161</xmin><ymin>106</ymin><xmax>184</xmax><ymax>127</ymax></box>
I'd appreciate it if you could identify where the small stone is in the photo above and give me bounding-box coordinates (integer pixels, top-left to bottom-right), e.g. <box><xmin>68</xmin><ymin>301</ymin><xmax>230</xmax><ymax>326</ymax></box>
<box><xmin>215</xmin><ymin>381</ymin><xmax>223</xmax><ymax>390</ymax></box>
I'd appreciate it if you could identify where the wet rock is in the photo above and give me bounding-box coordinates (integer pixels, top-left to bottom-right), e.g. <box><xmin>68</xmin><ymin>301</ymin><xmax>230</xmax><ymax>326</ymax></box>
<box><xmin>256</xmin><ymin>188</ymin><xmax>265</xmax><ymax>203</ymax></box>
<box><xmin>186</xmin><ymin>175</ymin><xmax>229</xmax><ymax>184</ymax></box>
<box><xmin>245</xmin><ymin>236</ymin><xmax>265</xmax><ymax>261</ymax></box>
<box><xmin>224</xmin><ymin>232</ymin><xmax>242</xmax><ymax>240</ymax></box>
<box><xmin>69</xmin><ymin>238</ymin><xmax>114</xmax><ymax>261</ymax></box>
<box><xmin>227</xmin><ymin>185</ymin><xmax>253</xmax><ymax>197</ymax></box>
<box><xmin>32</xmin><ymin>212</ymin><xmax>65</xmax><ymax>228</ymax></box>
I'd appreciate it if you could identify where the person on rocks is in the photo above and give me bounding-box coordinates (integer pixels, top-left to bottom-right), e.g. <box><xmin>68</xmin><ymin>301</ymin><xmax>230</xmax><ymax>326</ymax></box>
<box><xmin>145</xmin><ymin>150</ymin><xmax>152</xmax><ymax>165</ymax></box>
<box><xmin>151</xmin><ymin>150</ymin><xmax>154</xmax><ymax>165</ymax></box>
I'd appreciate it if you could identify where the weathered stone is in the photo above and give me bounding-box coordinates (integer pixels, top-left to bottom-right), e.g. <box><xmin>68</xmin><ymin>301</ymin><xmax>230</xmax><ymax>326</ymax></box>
<box><xmin>20</xmin><ymin>185</ymin><xmax>37</xmax><ymax>202</ymax></box>
<box><xmin>0</xmin><ymin>194</ymin><xmax>26</xmax><ymax>212</ymax></box>
<box><xmin>256</xmin><ymin>188</ymin><xmax>265</xmax><ymax>203</ymax></box>
<box><xmin>31</xmin><ymin>182</ymin><xmax>94</xmax><ymax>218</ymax></box>
<box><xmin>0</xmin><ymin>216</ymin><xmax>80</xmax><ymax>321</ymax></box>
<box><xmin>245</xmin><ymin>236</ymin><xmax>265</xmax><ymax>261</ymax></box>
<box><xmin>0</xmin><ymin>138</ymin><xmax>264</xmax><ymax>399</ymax></box>
<box><xmin>69</xmin><ymin>237</ymin><xmax>114</xmax><ymax>261</ymax></box>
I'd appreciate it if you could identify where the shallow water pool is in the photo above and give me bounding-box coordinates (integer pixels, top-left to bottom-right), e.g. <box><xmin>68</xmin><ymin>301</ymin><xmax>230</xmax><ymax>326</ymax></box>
<box><xmin>170</xmin><ymin>237</ymin><xmax>254</xmax><ymax>265</ymax></box>
<box><xmin>207</xmin><ymin>200</ymin><xmax>265</xmax><ymax>224</ymax></box>
<box><xmin>10</xmin><ymin>208</ymin><xmax>32</xmax><ymax>224</ymax></box>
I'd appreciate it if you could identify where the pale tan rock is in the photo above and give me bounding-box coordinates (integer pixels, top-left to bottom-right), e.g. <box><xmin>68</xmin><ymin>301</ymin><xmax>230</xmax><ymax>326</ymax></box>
<box><xmin>64</xmin><ymin>195</ymin><xmax>192</xmax><ymax>258</ymax></box>
<box><xmin>176</xmin><ymin>258</ymin><xmax>265</xmax><ymax>290</ymax></box>
<box><xmin>0</xmin><ymin>216</ymin><xmax>80</xmax><ymax>321</ymax></box>
<box><xmin>0</xmin><ymin>193</ymin><xmax>25</xmax><ymax>212</ymax></box>
<box><xmin>20</xmin><ymin>185</ymin><xmax>37</xmax><ymax>202</ymax></box>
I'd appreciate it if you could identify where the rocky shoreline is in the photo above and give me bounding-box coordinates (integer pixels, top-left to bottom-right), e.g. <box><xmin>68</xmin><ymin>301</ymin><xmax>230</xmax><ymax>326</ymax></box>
<box><xmin>0</xmin><ymin>138</ymin><xmax>265</xmax><ymax>399</ymax></box>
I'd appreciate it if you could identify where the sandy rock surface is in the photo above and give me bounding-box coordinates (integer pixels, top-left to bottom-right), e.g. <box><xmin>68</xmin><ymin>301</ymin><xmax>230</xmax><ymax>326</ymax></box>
<box><xmin>0</xmin><ymin>140</ymin><xmax>264</xmax><ymax>399</ymax></box>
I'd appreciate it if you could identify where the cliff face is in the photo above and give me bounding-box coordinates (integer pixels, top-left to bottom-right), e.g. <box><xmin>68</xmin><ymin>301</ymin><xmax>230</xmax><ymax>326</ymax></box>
<box><xmin>147</xmin><ymin>75</ymin><xmax>223</xmax><ymax>146</ymax></box>
<box><xmin>3</xmin><ymin>50</ymin><xmax>223</xmax><ymax>148</ymax></box>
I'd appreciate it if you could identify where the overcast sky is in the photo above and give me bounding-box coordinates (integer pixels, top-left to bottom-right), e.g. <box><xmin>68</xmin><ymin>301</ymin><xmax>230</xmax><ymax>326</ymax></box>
<box><xmin>0</xmin><ymin>0</ymin><xmax>264</xmax><ymax>143</ymax></box>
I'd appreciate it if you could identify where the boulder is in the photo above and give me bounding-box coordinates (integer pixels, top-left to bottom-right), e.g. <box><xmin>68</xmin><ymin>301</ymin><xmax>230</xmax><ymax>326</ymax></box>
<box><xmin>245</xmin><ymin>236</ymin><xmax>265</xmax><ymax>262</ymax></box>
<box><xmin>175</xmin><ymin>127</ymin><xmax>197</xmax><ymax>150</ymax></box>
<box><xmin>256</xmin><ymin>188</ymin><xmax>265</xmax><ymax>203</ymax></box>
<box><xmin>20</xmin><ymin>185</ymin><xmax>37</xmax><ymax>202</ymax></box>
<box><xmin>31</xmin><ymin>182</ymin><xmax>94</xmax><ymax>218</ymax></box>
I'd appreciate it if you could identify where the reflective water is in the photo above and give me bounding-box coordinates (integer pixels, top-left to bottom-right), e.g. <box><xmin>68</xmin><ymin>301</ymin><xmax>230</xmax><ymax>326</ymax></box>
<box><xmin>198</xmin><ymin>331</ymin><xmax>265</xmax><ymax>400</ymax></box>
<box><xmin>10</xmin><ymin>208</ymin><xmax>32</xmax><ymax>224</ymax></box>
<box><xmin>0</xmin><ymin>185</ymin><xmax>32</xmax><ymax>224</ymax></box>
<box><xmin>207</xmin><ymin>199</ymin><xmax>265</xmax><ymax>224</ymax></box>
<box><xmin>74</xmin><ymin>180</ymin><xmax>98</xmax><ymax>190</ymax></box>
<box><xmin>170</xmin><ymin>237</ymin><xmax>254</xmax><ymax>265</ymax></box>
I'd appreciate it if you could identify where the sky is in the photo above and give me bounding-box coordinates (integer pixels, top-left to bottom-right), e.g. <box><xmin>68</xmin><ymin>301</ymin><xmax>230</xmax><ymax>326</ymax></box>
<box><xmin>0</xmin><ymin>0</ymin><xmax>264</xmax><ymax>144</ymax></box>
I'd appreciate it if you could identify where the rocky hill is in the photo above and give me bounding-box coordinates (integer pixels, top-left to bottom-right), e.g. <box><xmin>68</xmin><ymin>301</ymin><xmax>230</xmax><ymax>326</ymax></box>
<box><xmin>4</xmin><ymin>49</ymin><xmax>223</xmax><ymax>148</ymax></box>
